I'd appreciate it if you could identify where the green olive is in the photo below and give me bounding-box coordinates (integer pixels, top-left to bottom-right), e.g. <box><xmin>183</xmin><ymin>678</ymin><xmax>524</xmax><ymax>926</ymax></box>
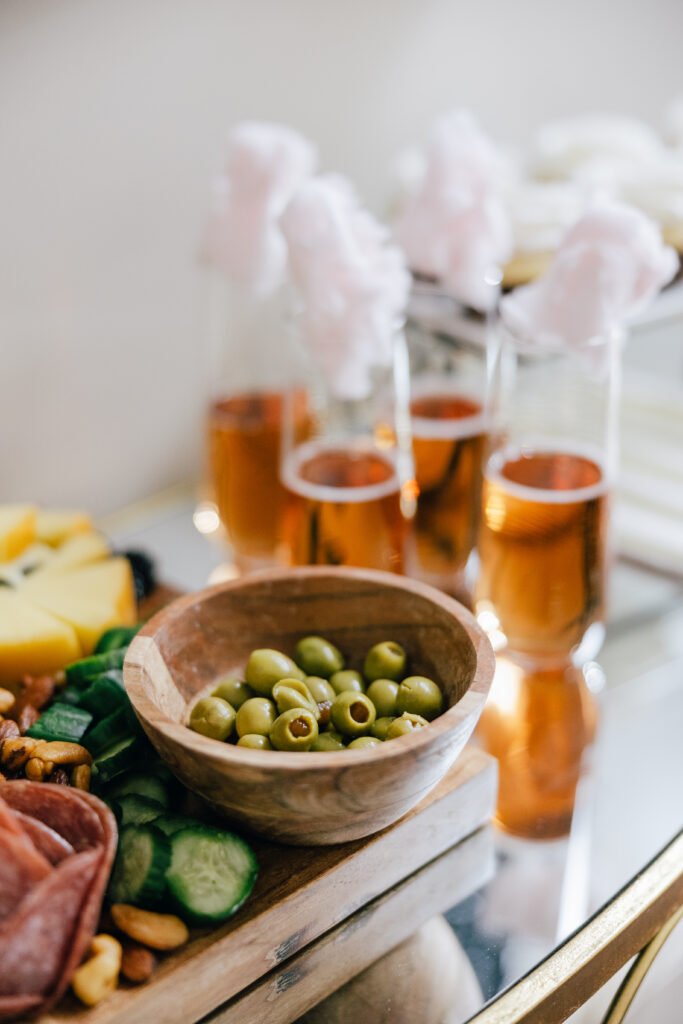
<box><xmin>211</xmin><ymin>677</ymin><xmax>254</xmax><ymax>710</ymax></box>
<box><xmin>329</xmin><ymin>670</ymin><xmax>365</xmax><ymax>695</ymax></box>
<box><xmin>310</xmin><ymin>732</ymin><xmax>346</xmax><ymax>752</ymax></box>
<box><xmin>370</xmin><ymin>716</ymin><xmax>396</xmax><ymax>741</ymax></box>
<box><xmin>189</xmin><ymin>696</ymin><xmax>235</xmax><ymax>741</ymax></box>
<box><xmin>305</xmin><ymin>676</ymin><xmax>336</xmax><ymax>703</ymax></box>
<box><xmin>397</xmin><ymin>676</ymin><xmax>444</xmax><ymax>721</ymax></box>
<box><xmin>269</xmin><ymin>708</ymin><xmax>318</xmax><ymax>751</ymax></box>
<box><xmin>272</xmin><ymin>679</ymin><xmax>319</xmax><ymax>717</ymax></box>
<box><xmin>366</xmin><ymin>678</ymin><xmax>400</xmax><ymax>717</ymax></box>
<box><xmin>237</xmin><ymin>733</ymin><xmax>273</xmax><ymax>750</ymax></box>
<box><xmin>363</xmin><ymin>641</ymin><xmax>407</xmax><ymax>682</ymax></box>
<box><xmin>330</xmin><ymin>691</ymin><xmax>376</xmax><ymax>737</ymax></box>
<box><xmin>385</xmin><ymin>712</ymin><xmax>429</xmax><ymax>739</ymax></box>
<box><xmin>235</xmin><ymin>697</ymin><xmax>277</xmax><ymax>738</ymax></box>
<box><xmin>294</xmin><ymin>636</ymin><xmax>345</xmax><ymax>678</ymax></box>
<box><xmin>245</xmin><ymin>649</ymin><xmax>305</xmax><ymax>696</ymax></box>
<box><xmin>347</xmin><ymin>736</ymin><xmax>383</xmax><ymax>750</ymax></box>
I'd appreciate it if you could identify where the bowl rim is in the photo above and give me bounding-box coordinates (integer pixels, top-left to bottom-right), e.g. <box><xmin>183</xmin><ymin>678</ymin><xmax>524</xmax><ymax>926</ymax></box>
<box><xmin>125</xmin><ymin>566</ymin><xmax>496</xmax><ymax>769</ymax></box>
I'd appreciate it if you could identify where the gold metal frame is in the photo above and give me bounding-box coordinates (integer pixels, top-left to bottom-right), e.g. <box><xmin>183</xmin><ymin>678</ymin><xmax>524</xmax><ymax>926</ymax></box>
<box><xmin>466</xmin><ymin>828</ymin><xmax>683</xmax><ymax>1024</ymax></box>
<box><xmin>601</xmin><ymin>903</ymin><xmax>683</xmax><ymax>1024</ymax></box>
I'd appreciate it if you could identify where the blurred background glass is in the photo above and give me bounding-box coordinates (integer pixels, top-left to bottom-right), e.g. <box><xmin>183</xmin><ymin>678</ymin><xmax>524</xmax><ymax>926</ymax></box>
<box><xmin>3</xmin><ymin>0</ymin><xmax>682</xmax><ymax>515</ymax></box>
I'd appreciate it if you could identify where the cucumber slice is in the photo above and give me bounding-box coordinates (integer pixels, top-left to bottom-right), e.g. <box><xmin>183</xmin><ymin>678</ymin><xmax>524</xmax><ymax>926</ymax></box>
<box><xmin>114</xmin><ymin>794</ymin><xmax>165</xmax><ymax>828</ymax></box>
<box><xmin>78</xmin><ymin>671</ymin><xmax>127</xmax><ymax>718</ymax></box>
<box><xmin>65</xmin><ymin>648</ymin><xmax>127</xmax><ymax>686</ymax></box>
<box><xmin>152</xmin><ymin>815</ymin><xmax>196</xmax><ymax>837</ymax></box>
<box><xmin>106</xmin><ymin>771</ymin><xmax>171</xmax><ymax>808</ymax></box>
<box><xmin>166</xmin><ymin>827</ymin><xmax>258</xmax><ymax>924</ymax></box>
<box><xmin>94</xmin><ymin>735</ymin><xmax>150</xmax><ymax>782</ymax></box>
<box><xmin>108</xmin><ymin>825</ymin><xmax>170</xmax><ymax>906</ymax></box>
<box><xmin>95</xmin><ymin>626</ymin><xmax>139</xmax><ymax>654</ymax></box>
<box><xmin>27</xmin><ymin>704</ymin><xmax>94</xmax><ymax>744</ymax></box>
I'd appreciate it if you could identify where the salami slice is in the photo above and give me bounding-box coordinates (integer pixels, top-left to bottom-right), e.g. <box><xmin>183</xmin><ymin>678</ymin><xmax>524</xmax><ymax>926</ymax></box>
<box><xmin>12</xmin><ymin>811</ymin><xmax>74</xmax><ymax>865</ymax></box>
<box><xmin>0</xmin><ymin>781</ymin><xmax>104</xmax><ymax>851</ymax></box>
<box><xmin>43</xmin><ymin>790</ymin><xmax>118</xmax><ymax>1011</ymax></box>
<box><xmin>0</xmin><ymin>995</ymin><xmax>43</xmax><ymax>1022</ymax></box>
<box><xmin>0</xmin><ymin>827</ymin><xmax>52</xmax><ymax>923</ymax></box>
<box><xmin>0</xmin><ymin>848</ymin><xmax>100</xmax><ymax>999</ymax></box>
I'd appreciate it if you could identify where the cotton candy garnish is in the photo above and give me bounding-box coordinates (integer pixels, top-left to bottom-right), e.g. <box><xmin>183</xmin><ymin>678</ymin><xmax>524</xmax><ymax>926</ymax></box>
<box><xmin>501</xmin><ymin>201</ymin><xmax>678</xmax><ymax>351</ymax></box>
<box><xmin>281</xmin><ymin>175</ymin><xmax>411</xmax><ymax>401</ymax></box>
<box><xmin>201</xmin><ymin>121</ymin><xmax>317</xmax><ymax>296</ymax></box>
<box><xmin>394</xmin><ymin>110</ymin><xmax>513</xmax><ymax>311</ymax></box>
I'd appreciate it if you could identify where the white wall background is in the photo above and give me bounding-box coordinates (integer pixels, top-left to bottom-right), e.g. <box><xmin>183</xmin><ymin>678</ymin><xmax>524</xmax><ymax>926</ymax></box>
<box><xmin>2</xmin><ymin>0</ymin><xmax>682</xmax><ymax>514</ymax></box>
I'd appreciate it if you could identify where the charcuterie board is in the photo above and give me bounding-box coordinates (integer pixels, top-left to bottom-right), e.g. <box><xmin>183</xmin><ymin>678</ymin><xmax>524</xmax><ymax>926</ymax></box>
<box><xmin>41</xmin><ymin>746</ymin><xmax>496</xmax><ymax>1024</ymax></box>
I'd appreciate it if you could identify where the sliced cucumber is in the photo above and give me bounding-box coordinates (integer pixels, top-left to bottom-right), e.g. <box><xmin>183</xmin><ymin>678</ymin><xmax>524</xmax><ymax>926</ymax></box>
<box><xmin>94</xmin><ymin>735</ymin><xmax>149</xmax><ymax>782</ymax></box>
<box><xmin>27</xmin><ymin>704</ymin><xmax>93</xmax><ymax>744</ymax></box>
<box><xmin>106</xmin><ymin>771</ymin><xmax>171</xmax><ymax>808</ymax></box>
<box><xmin>113</xmin><ymin>794</ymin><xmax>165</xmax><ymax>828</ymax></box>
<box><xmin>108</xmin><ymin>825</ymin><xmax>170</xmax><ymax>906</ymax></box>
<box><xmin>78</xmin><ymin>671</ymin><xmax>126</xmax><ymax>718</ymax></box>
<box><xmin>95</xmin><ymin>626</ymin><xmax>139</xmax><ymax>654</ymax></box>
<box><xmin>166</xmin><ymin>827</ymin><xmax>258</xmax><ymax>924</ymax></box>
<box><xmin>65</xmin><ymin>648</ymin><xmax>127</xmax><ymax>686</ymax></box>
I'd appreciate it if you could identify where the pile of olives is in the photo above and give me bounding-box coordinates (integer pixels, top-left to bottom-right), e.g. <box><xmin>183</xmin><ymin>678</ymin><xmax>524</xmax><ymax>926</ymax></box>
<box><xmin>188</xmin><ymin>637</ymin><xmax>445</xmax><ymax>753</ymax></box>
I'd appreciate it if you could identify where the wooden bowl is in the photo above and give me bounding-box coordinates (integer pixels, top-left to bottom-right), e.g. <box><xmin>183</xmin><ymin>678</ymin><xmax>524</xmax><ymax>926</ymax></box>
<box><xmin>124</xmin><ymin>567</ymin><xmax>495</xmax><ymax>845</ymax></box>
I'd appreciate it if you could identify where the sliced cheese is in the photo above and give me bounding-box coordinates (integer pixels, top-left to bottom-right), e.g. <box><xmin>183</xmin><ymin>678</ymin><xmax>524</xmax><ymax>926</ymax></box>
<box><xmin>0</xmin><ymin>543</ymin><xmax>55</xmax><ymax>586</ymax></box>
<box><xmin>35</xmin><ymin>532</ymin><xmax>111</xmax><ymax>575</ymax></box>
<box><xmin>36</xmin><ymin>509</ymin><xmax>93</xmax><ymax>547</ymax></box>
<box><xmin>0</xmin><ymin>590</ymin><xmax>81</xmax><ymax>683</ymax></box>
<box><xmin>0</xmin><ymin>505</ymin><xmax>37</xmax><ymax>561</ymax></box>
<box><xmin>21</xmin><ymin>557</ymin><xmax>136</xmax><ymax>655</ymax></box>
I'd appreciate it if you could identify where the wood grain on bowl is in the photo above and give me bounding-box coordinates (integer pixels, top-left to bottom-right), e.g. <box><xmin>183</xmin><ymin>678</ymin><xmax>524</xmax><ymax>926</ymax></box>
<box><xmin>124</xmin><ymin>567</ymin><xmax>495</xmax><ymax>845</ymax></box>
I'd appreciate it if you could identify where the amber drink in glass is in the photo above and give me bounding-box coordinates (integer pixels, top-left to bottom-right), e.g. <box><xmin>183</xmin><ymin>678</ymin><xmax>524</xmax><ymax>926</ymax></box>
<box><xmin>280</xmin><ymin>337</ymin><xmax>415</xmax><ymax>573</ymax></box>
<box><xmin>475</xmin><ymin>319</ymin><xmax>621</xmax><ymax>837</ymax></box>
<box><xmin>404</xmin><ymin>294</ymin><xmax>492</xmax><ymax>596</ymax></box>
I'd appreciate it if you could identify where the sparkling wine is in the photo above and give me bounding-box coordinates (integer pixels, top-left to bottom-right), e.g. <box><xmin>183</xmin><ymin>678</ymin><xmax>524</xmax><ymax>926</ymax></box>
<box><xmin>208</xmin><ymin>391</ymin><xmax>310</xmax><ymax>566</ymax></box>
<box><xmin>410</xmin><ymin>393</ymin><xmax>487</xmax><ymax>589</ymax></box>
<box><xmin>476</xmin><ymin>448</ymin><xmax>609</xmax><ymax>662</ymax></box>
<box><xmin>281</xmin><ymin>442</ymin><xmax>406</xmax><ymax>571</ymax></box>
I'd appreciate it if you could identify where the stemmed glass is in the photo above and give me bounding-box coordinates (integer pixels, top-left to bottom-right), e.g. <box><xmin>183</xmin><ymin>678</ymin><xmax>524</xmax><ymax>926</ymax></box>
<box><xmin>475</xmin><ymin>318</ymin><xmax>621</xmax><ymax>838</ymax></box>
<box><xmin>279</xmin><ymin>330</ymin><xmax>416</xmax><ymax>573</ymax></box>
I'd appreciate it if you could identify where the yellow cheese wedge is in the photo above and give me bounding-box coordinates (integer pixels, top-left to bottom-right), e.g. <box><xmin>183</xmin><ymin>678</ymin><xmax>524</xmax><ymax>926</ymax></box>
<box><xmin>0</xmin><ymin>505</ymin><xmax>37</xmax><ymax>561</ymax></box>
<box><xmin>20</xmin><ymin>557</ymin><xmax>136</xmax><ymax>655</ymax></box>
<box><xmin>35</xmin><ymin>532</ymin><xmax>111</xmax><ymax>575</ymax></box>
<box><xmin>36</xmin><ymin>509</ymin><xmax>93</xmax><ymax>547</ymax></box>
<box><xmin>0</xmin><ymin>543</ymin><xmax>55</xmax><ymax>586</ymax></box>
<box><xmin>0</xmin><ymin>590</ymin><xmax>81</xmax><ymax>683</ymax></box>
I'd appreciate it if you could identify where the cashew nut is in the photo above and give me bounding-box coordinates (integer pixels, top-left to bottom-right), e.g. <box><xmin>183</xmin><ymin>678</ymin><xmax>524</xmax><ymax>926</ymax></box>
<box><xmin>110</xmin><ymin>904</ymin><xmax>189</xmax><ymax>950</ymax></box>
<box><xmin>0</xmin><ymin>688</ymin><xmax>15</xmax><ymax>715</ymax></box>
<box><xmin>71</xmin><ymin>934</ymin><xmax>122</xmax><ymax>1007</ymax></box>
<box><xmin>33</xmin><ymin>740</ymin><xmax>92</xmax><ymax>766</ymax></box>
<box><xmin>71</xmin><ymin>763</ymin><xmax>92</xmax><ymax>791</ymax></box>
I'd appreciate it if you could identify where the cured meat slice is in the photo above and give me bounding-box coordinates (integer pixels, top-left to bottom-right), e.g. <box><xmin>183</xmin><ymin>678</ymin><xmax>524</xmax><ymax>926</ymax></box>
<box><xmin>0</xmin><ymin>781</ymin><xmax>104</xmax><ymax>851</ymax></box>
<box><xmin>0</xmin><ymin>995</ymin><xmax>43</xmax><ymax>1023</ymax></box>
<box><xmin>44</xmin><ymin>790</ymin><xmax>118</xmax><ymax>1011</ymax></box>
<box><xmin>0</xmin><ymin>827</ymin><xmax>52</xmax><ymax>923</ymax></box>
<box><xmin>12</xmin><ymin>811</ymin><xmax>74</xmax><ymax>865</ymax></box>
<box><xmin>0</xmin><ymin>848</ymin><xmax>100</xmax><ymax>999</ymax></box>
<box><xmin>0</xmin><ymin>782</ymin><xmax>119</xmax><ymax>1018</ymax></box>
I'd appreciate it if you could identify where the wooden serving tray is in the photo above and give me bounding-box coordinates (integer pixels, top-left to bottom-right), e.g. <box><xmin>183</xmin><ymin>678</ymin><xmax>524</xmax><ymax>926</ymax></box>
<box><xmin>43</xmin><ymin>746</ymin><xmax>496</xmax><ymax>1024</ymax></box>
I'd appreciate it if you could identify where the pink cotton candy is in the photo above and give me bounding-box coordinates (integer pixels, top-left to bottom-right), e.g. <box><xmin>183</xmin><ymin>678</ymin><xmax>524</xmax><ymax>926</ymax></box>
<box><xmin>394</xmin><ymin>110</ymin><xmax>512</xmax><ymax>311</ymax></box>
<box><xmin>201</xmin><ymin>121</ymin><xmax>317</xmax><ymax>296</ymax></box>
<box><xmin>281</xmin><ymin>175</ymin><xmax>410</xmax><ymax>400</ymax></box>
<box><xmin>501</xmin><ymin>201</ymin><xmax>678</xmax><ymax>351</ymax></box>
